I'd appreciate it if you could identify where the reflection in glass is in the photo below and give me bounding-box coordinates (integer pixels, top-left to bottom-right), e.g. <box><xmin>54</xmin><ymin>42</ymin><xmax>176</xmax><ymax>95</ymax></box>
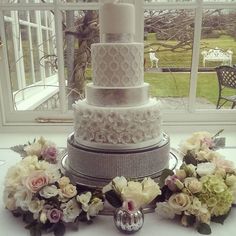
<box><xmin>196</xmin><ymin>9</ymin><xmax>236</xmax><ymax>110</ymax></box>
<box><xmin>144</xmin><ymin>9</ymin><xmax>194</xmax><ymax>110</ymax></box>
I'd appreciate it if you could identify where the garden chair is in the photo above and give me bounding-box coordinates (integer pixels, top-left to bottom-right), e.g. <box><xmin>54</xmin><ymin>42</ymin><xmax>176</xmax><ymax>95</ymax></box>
<box><xmin>215</xmin><ymin>66</ymin><xmax>236</xmax><ymax>109</ymax></box>
<box><xmin>149</xmin><ymin>48</ymin><xmax>159</xmax><ymax>68</ymax></box>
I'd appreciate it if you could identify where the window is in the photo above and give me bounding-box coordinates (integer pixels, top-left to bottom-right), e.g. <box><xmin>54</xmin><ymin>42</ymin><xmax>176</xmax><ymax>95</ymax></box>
<box><xmin>0</xmin><ymin>0</ymin><xmax>235</xmax><ymax>129</ymax></box>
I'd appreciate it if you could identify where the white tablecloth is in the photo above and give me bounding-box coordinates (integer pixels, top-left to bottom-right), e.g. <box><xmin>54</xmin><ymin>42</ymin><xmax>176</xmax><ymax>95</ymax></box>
<box><xmin>0</xmin><ymin>136</ymin><xmax>236</xmax><ymax>236</ymax></box>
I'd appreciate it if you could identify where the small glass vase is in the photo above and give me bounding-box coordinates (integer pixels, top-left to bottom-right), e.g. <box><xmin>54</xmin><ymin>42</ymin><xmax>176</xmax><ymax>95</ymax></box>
<box><xmin>114</xmin><ymin>207</ymin><xmax>144</xmax><ymax>234</ymax></box>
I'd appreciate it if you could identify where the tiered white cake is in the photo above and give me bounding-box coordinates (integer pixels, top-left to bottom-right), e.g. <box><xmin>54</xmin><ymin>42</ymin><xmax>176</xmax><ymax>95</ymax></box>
<box><xmin>66</xmin><ymin>1</ymin><xmax>170</xmax><ymax>187</ymax></box>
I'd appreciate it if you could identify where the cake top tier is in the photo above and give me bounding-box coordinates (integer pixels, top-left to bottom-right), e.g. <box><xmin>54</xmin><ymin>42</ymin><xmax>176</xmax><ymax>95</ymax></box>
<box><xmin>99</xmin><ymin>0</ymin><xmax>135</xmax><ymax>43</ymax></box>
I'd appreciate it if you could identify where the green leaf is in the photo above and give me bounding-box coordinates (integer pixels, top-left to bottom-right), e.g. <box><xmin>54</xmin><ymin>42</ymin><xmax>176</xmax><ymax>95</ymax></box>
<box><xmin>183</xmin><ymin>151</ymin><xmax>198</xmax><ymax>166</ymax></box>
<box><xmin>29</xmin><ymin>225</ymin><xmax>42</xmax><ymax>236</ymax></box>
<box><xmin>23</xmin><ymin>212</ymin><xmax>35</xmax><ymax>224</ymax></box>
<box><xmin>104</xmin><ymin>190</ymin><xmax>123</xmax><ymax>208</ymax></box>
<box><xmin>10</xmin><ymin>145</ymin><xmax>27</xmax><ymax>157</ymax></box>
<box><xmin>211</xmin><ymin>210</ymin><xmax>231</xmax><ymax>224</ymax></box>
<box><xmin>186</xmin><ymin>215</ymin><xmax>196</xmax><ymax>226</ymax></box>
<box><xmin>197</xmin><ymin>223</ymin><xmax>212</xmax><ymax>235</ymax></box>
<box><xmin>159</xmin><ymin>169</ymin><xmax>174</xmax><ymax>188</ymax></box>
<box><xmin>54</xmin><ymin>222</ymin><xmax>66</xmax><ymax>236</ymax></box>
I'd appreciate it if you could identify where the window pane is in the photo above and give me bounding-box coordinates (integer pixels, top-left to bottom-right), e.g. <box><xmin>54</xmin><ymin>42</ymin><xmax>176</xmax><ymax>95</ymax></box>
<box><xmin>31</xmin><ymin>27</ymin><xmax>41</xmax><ymax>82</ymax></box>
<box><xmin>4</xmin><ymin>21</ymin><xmax>18</xmax><ymax>92</ymax></box>
<box><xmin>3</xmin><ymin>10</ymin><xmax>59</xmax><ymax>111</ymax></box>
<box><xmin>196</xmin><ymin>9</ymin><xmax>236</xmax><ymax>110</ymax></box>
<box><xmin>144</xmin><ymin>9</ymin><xmax>194</xmax><ymax>110</ymax></box>
<box><xmin>20</xmin><ymin>24</ymin><xmax>33</xmax><ymax>86</ymax></box>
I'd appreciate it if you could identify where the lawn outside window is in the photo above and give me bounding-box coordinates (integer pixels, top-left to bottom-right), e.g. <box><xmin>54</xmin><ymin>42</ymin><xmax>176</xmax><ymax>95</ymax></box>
<box><xmin>0</xmin><ymin>0</ymin><xmax>235</xmax><ymax>132</ymax></box>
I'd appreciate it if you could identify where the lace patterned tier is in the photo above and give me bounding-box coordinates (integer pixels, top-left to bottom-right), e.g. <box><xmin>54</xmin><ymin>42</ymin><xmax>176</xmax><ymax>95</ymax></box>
<box><xmin>92</xmin><ymin>43</ymin><xmax>144</xmax><ymax>87</ymax></box>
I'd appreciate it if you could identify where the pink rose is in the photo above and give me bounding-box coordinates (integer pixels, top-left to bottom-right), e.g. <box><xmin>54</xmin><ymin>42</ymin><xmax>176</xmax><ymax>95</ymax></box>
<box><xmin>47</xmin><ymin>208</ymin><xmax>62</xmax><ymax>223</ymax></box>
<box><xmin>165</xmin><ymin>175</ymin><xmax>183</xmax><ymax>192</ymax></box>
<box><xmin>25</xmin><ymin>171</ymin><xmax>49</xmax><ymax>193</ymax></box>
<box><xmin>213</xmin><ymin>158</ymin><xmax>235</xmax><ymax>173</ymax></box>
<box><xmin>201</xmin><ymin>137</ymin><xmax>215</xmax><ymax>149</ymax></box>
<box><xmin>41</xmin><ymin>146</ymin><xmax>58</xmax><ymax>163</ymax></box>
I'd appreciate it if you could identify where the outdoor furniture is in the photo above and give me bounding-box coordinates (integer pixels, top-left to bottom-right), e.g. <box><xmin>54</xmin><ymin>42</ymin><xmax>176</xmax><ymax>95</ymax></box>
<box><xmin>149</xmin><ymin>48</ymin><xmax>159</xmax><ymax>68</ymax></box>
<box><xmin>215</xmin><ymin>66</ymin><xmax>236</xmax><ymax>109</ymax></box>
<box><xmin>201</xmin><ymin>47</ymin><xmax>233</xmax><ymax>67</ymax></box>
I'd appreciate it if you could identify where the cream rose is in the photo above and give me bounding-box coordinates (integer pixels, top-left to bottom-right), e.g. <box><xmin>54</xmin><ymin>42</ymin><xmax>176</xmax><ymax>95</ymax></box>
<box><xmin>112</xmin><ymin>176</ymin><xmax>128</xmax><ymax>194</ymax></box>
<box><xmin>87</xmin><ymin>198</ymin><xmax>104</xmax><ymax>220</ymax></box>
<box><xmin>60</xmin><ymin>184</ymin><xmax>77</xmax><ymax>199</ymax></box>
<box><xmin>57</xmin><ymin>176</ymin><xmax>70</xmax><ymax>187</ymax></box>
<box><xmin>155</xmin><ymin>202</ymin><xmax>176</xmax><ymax>219</ymax></box>
<box><xmin>184</xmin><ymin>177</ymin><xmax>202</xmax><ymax>194</ymax></box>
<box><xmin>76</xmin><ymin>192</ymin><xmax>92</xmax><ymax>212</ymax></box>
<box><xmin>168</xmin><ymin>193</ymin><xmax>191</xmax><ymax>213</ymax></box>
<box><xmin>24</xmin><ymin>170</ymin><xmax>49</xmax><ymax>193</ymax></box>
<box><xmin>121</xmin><ymin>178</ymin><xmax>161</xmax><ymax>208</ymax></box>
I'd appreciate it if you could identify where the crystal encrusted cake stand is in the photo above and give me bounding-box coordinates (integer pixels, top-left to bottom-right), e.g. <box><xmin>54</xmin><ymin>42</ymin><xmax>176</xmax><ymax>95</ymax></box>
<box><xmin>60</xmin><ymin>133</ymin><xmax>178</xmax><ymax>189</ymax></box>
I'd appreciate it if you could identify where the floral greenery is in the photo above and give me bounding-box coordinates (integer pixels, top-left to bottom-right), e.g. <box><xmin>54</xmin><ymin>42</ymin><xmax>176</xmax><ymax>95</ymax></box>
<box><xmin>155</xmin><ymin>131</ymin><xmax>236</xmax><ymax>235</ymax></box>
<box><xmin>3</xmin><ymin>137</ymin><xmax>104</xmax><ymax>236</ymax></box>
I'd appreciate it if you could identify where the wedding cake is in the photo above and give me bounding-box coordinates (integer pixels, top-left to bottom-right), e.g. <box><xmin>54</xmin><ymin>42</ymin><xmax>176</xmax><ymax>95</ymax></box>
<box><xmin>65</xmin><ymin>1</ymin><xmax>170</xmax><ymax>187</ymax></box>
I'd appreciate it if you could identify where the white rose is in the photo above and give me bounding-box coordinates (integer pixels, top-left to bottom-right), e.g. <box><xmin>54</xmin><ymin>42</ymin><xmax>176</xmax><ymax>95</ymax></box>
<box><xmin>14</xmin><ymin>187</ymin><xmax>33</xmax><ymax>211</ymax></box>
<box><xmin>225</xmin><ymin>174</ymin><xmax>236</xmax><ymax>187</ymax></box>
<box><xmin>121</xmin><ymin>178</ymin><xmax>161</xmax><ymax>208</ymax></box>
<box><xmin>45</xmin><ymin>165</ymin><xmax>61</xmax><ymax>183</ymax></box>
<box><xmin>87</xmin><ymin>198</ymin><xmax>104</xmax><ymax>220</ymax></box>
<box><xmin>29</xmin><ymin>198</ymin><xmax>45</xmax><ymax>219</ymax></box>
<box><xmin>24</xmin><ymin>142</ymin><xmax>42</xmax><ymax>157</ymax></box>
<box><xmin>196</xmin><ymin>162</ymin><xmax>216</xmax><ymax>176</ymax></box>
<box><xmin>39</xmin><ymin>185</ymin><xmax>59</xmax><ymax>198</ymax></box>
<box><xmin>141</xmin><ymin>177</ymin><xmax>161</xmax><ymax>202</ymax></box>
<box><xmin>168</xmin><ymin>193</ymin><xmax>191</xmax><ymax>213</ymax></box>
<box><xmin>155</xmin><ymin>202</ymin><xmax>176</xmax><ymax>219</ymax></box>
<box><xmin>76</xmin><ymin>192</ymin><xmax>92</xmax><ymax>212</ymax></box>
<box><xmin>61</xmin><ymin>198</ymin><xmax>82</xmax><ymax>223</ymax></box>
<box><xmin>112</xmin><ymin>176</ymin><xmax>128</xmax><ymax>194</ymax></box>
<box><xmin>184</xmin><ymin>177</ymin><xmax>202</xmax><ymax>194</ymax></box>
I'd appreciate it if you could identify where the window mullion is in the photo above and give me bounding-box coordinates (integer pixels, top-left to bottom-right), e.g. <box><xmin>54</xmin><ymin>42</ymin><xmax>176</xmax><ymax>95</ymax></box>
<box><xmin>13</xmin><ymin>11</ymin><xmax>26</xmax><ymax>94</ymax></box>
<box><xmin>188</xmin><ymin>0</ymin><xmax>203</xmax><ymax>112</ymax></box>
<box><xmin>0</xmin><ymin>10</ymin><xmax>14</xmax><ymax>113</ymax></box>
<box><xmin>36</xmin><ymin>10</ymin><xmax>45</xmax><ymax>82</ymax></box>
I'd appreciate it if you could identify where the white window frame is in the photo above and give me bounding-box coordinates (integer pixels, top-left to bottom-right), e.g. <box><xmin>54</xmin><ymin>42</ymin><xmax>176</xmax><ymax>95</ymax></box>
<box><xmin>0</xmin><ymin>0</ymin><xmax>236</xmax><ymax>133</ymax></box>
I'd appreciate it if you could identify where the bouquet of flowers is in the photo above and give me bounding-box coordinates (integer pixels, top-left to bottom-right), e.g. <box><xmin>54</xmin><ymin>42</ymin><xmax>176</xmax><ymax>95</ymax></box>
<box><xmin>3</xmin><ymin>137</ymin><xmax>104</xmax><ymax>236</ymax></box>
<box><xmin>155</xmin><ymin>131</ymin><xmax>236</xmax><ymax>235</ymax></box>
<box><xmin>102</xmin><ymin>176</ymin><xmax>161</xmax><ymax>209</ymax></box>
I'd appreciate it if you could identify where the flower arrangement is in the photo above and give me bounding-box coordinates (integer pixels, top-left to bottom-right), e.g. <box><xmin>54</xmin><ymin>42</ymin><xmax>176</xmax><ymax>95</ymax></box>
<box><xmin>155</xmin><ymin>131</ymin><xmax>236</xmax><ymax>235</ymax></box>
<box><xmin>3</xmin><ymin>132</ymin><xmax>236</xmax><ymax>235</ymax></box>
<box><xmin>102</xmin><ymin>176</ymin><xmax>161</xmax><ymax>209</ymax></box>
<box><xmin>3</xmin><ymin>137</ymin><xmax>104</xmax><ymax>236</ymax></box>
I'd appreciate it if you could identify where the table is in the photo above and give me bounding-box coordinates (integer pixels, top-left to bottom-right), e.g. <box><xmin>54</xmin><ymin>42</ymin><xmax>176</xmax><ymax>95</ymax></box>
<box><xmin>0</xmin><ymin>133</ymin><xmax>236</xmax><ymax>236</ymax></box>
